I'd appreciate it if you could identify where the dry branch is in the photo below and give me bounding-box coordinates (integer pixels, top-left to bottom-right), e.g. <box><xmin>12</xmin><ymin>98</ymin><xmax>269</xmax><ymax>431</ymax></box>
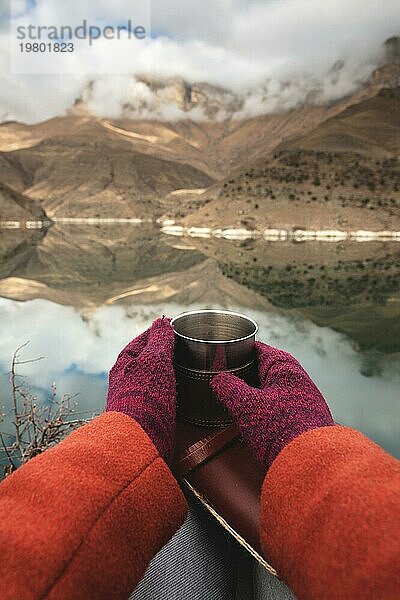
<box><xmin>0</xmin><ymin>343</ymin><xmax>97</xmax><ymax>478</ymax></box>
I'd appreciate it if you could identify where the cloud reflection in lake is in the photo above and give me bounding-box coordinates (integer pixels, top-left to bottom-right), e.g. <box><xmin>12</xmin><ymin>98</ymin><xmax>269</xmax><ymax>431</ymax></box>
<box><xmin>0</xmin><ymin>297</ymin><xmax>399</xmax><ymax>458</ymax></box>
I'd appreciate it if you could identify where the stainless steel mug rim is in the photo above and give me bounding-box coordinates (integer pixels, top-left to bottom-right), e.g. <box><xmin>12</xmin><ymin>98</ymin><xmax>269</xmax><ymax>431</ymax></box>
<box><xmin>171</xmin><ymin>309</ymin><xmax>259</xmax><ymax>344</ymax></box>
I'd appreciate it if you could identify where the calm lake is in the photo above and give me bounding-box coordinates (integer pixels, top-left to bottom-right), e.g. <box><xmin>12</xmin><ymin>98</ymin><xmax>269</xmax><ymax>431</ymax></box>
<box><xmin>0</xmin><ymin>224</ymin><xmax>399</xmax><ymax>459</ymax></box>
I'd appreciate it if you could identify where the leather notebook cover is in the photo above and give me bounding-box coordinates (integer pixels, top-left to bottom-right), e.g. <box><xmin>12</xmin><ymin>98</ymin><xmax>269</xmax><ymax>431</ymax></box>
<box><xmin>173</xmin><ymin>420</ymin><xmax>278</xmax><ymax>577</ymax></box>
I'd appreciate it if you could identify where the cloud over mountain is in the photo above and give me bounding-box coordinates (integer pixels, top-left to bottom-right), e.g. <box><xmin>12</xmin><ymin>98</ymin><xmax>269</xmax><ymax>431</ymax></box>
<box><xmin>0</xmin><ymin>0</ymin><xmax>398</xmax><ymax>123</ymax></box>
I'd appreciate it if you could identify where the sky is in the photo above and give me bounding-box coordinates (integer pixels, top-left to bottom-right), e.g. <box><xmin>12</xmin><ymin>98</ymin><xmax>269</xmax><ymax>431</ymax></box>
<box><xmin>0</xmin><ymin>297</ymin><xmax>399</xmax><ymax>457</ymax></box>
<box><xmin>0</xmin><ymin>0</ymin><xmax>398</xmax><ymax>122</ymax></box>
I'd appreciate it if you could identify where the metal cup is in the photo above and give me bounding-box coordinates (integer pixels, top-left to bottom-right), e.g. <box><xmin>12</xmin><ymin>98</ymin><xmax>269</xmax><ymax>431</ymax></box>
<box><xmin>171</xmin><ymin>309</ymin><xmax>259</xmax><ymax>427</ymax></box>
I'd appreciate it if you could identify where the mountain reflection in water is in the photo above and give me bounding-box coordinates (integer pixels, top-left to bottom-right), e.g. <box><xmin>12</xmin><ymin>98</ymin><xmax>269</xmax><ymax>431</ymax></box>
<box><xmin>0</xmin><ymin>224</ymin><xmax>399</xmax><ymax>458</ymax></box>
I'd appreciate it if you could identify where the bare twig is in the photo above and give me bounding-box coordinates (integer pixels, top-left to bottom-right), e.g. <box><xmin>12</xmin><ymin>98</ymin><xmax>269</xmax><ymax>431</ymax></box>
<box><xmin>1</xmin><ymin>345</ymin><xmax>98</xmax><ymax>478</ymax></box>
<box><xmin>15</xmin><ymin>358</ymin><xmax>45</xmax><ymax>365</ymax></box>
<box><xmin>0</xmin><ymin>431</ymin><xmax>16</xmax><ymax>472</ymax></box>
<box><xmin>10</xmin><ymin>348</ymin><xmax>22</xmax><ymax>449</ymax></box>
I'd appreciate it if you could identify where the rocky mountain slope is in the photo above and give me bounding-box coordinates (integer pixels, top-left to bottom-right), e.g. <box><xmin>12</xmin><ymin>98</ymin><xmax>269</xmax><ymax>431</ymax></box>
<box><xmin>184</xmin><ymin>87</ymin><xmax>400</xmax><ymax>231</ymax></box>
<box><xmin>0</xmin><ymin>60</ymin><xmax>398</xmax><ymax>220</ymax></box>
<box><xmin>0</xmin><ymin>181</ymin><xmax>47</xmax><ymax>222</ymax></box>
<box><xmin>0</xmin><ymin>121</ymin><xmax>213</xmax><ymax>219</ymax></box>
<box><xmin>288</xmin><ymin>87</ymin><xmax>400</xmax><ymax>156</ymax></box>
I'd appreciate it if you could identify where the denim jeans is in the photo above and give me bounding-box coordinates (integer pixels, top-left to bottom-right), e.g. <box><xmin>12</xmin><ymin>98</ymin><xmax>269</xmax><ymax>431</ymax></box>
<box><xmin>130</xmin><ymin>498</ymin><xmax>295</xmax><ymax>600</ymax></box>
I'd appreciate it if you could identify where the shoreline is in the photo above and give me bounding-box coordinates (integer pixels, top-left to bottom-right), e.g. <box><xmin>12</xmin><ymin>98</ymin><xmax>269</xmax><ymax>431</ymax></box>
<box><xmin>160</xmin><ymin>225</ymin><xmax>400</xmax><ymax>242</ymax></box>
<box><xmin>1</xmin><ymin>218</ymin><xmax>400</xmax><ymax>242</ymax></box>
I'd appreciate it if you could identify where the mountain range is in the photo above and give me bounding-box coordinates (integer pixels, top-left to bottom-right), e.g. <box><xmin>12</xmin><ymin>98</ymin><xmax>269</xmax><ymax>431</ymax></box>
<box><xmin>185</xmin><ymin>87</ymin><xmax>400</xmax><ymax>231</ymax></box>
<box><xmin>0</xmin><ymin>46</ymin><xmax>399</xmax><ymax>229</ymax></box>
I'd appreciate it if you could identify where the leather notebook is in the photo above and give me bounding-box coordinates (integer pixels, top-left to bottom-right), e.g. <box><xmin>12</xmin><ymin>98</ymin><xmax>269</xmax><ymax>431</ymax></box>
<box><xmin>173</xmin><ymin>420</ymin><xmax>278</xmax><ymax>577</ymax></box>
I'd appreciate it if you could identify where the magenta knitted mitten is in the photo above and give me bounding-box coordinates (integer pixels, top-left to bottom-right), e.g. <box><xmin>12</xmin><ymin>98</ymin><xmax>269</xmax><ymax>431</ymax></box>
<box><xmin>211</xmin><ymin>341</ymin><xmax>334</xmax><ymax>471</ymax></box>
<box><xmin>106</xmin><ymin>318</ymin><xmax>176</xmax><ymax>463</ymax></box>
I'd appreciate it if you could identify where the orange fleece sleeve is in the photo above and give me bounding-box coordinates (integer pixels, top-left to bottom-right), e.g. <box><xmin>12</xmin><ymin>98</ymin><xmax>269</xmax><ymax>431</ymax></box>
<box><xmin>0</xmin><ymin>411</ymin><xmax>188</xmax><ymax>600</ymax></box>
<box><xmin>260</xmin><ymin>425</ymin><xmax>400</xmax><ymax>600</ymax></box>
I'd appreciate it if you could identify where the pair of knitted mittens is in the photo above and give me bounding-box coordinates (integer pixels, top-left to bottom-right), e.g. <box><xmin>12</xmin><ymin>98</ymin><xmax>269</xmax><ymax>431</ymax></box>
<box><xmin>106</xmin><ymin>319</ymin><xmax>333</xmax><ymax>470</ymax></box>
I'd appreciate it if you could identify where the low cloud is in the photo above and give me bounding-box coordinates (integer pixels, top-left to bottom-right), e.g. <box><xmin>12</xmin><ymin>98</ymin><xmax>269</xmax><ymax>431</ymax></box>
<box><xmin>0</xmin><ymin>0</ymin><xmax>398</xmax><ymax>122</ymax></box>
